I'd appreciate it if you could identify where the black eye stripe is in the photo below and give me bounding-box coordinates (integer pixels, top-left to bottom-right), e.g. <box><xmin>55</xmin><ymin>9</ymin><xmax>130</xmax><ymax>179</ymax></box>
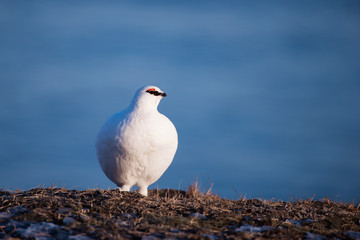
<box><xmin>146</xmin><ymin>90</ymin><xmax>166</xmax><ymax>97</ymax></box>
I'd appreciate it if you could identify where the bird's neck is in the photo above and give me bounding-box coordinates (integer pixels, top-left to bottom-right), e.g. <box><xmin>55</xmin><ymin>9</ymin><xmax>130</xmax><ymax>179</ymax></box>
<box><xmin>129</xmin><ymin>99</ymin><xmax>159</xmax><ymax>115</ymax></box>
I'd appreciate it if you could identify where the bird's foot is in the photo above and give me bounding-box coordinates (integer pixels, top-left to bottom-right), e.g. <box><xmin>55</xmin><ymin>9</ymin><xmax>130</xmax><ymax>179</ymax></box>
<box><xmin>138</xmin><ymin>186</ymin><xmax>148</xmax><ymax>196</ymax></box>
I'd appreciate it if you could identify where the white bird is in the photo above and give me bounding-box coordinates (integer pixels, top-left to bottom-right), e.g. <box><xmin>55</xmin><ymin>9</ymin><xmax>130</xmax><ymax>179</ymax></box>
<box><xmin>95</xmin><ymin>86</ymin><xmax>178</xmax><ymax>196</ymax></box>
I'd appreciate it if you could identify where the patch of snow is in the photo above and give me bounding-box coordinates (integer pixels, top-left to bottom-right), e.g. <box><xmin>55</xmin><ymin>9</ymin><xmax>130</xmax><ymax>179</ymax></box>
<box><xmin>235</xmin><ymin>224</ymin><xmax>273</xmax><ymax>233</ymax></box>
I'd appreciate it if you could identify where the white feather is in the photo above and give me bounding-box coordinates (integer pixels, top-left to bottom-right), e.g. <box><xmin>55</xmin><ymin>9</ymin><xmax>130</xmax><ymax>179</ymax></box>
<box><xmin>95</xmin><ymin>86</ymin><xmax>178</xmax><ymax>196</ymax></box>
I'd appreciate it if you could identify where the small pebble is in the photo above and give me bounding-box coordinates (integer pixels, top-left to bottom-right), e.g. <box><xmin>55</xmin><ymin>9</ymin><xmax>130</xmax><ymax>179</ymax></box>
<box><xmin>284</xmin><ymin>219</ymin><xmax>301</xmax><ymax>226</ymax></box>
<box><xmin>79</xmin><ymin>214</ymin><xmax>90</xmax><ymax>221</ymax></box>
<box><xmin>305</xmin><ymin>232</ymin><xmax>325</xmax><ymax>240</ymax></box>
<box><xmin>189</xmin><ymin>212</ymin><xmax>207</xmax><ymax>219</ymax></box>
<box><xmin>121</xmin><ymin>213</ymin><xmax>136</xmax><ymax>219</ymax></box>
<box><xmin>69</xmin><ymin>234</ymin><xmax>93</xmax><ymax>240</ymax></box>
<box><xmin>201</xmin><ymin>233</ymin><xmax>219</xmax><ymax>240</ymax></box>
<box><xmin>56</xmin><ymin>208</ymin><xmax>72</xmax><ymax>214</ymax></box>
<box><xmin>63</xmin><ymin>217</ymin><xmax>77</xmax><ymax>225</ymax></box>
<box><xmin>236</xmin><ymin>224</ymin><xmax>273</xmax><ymax>233</ymax></box>
<box><xmin>303</xmin><ymin>219</ymin><xmax>316</xmax><ymax>223</ymax></box>
<box><xmin>346</xmin><ymin>231</ymin><xmax>360</xmax><ymax>239</ymax></box>
<box><xmin>20</xmin><ymin>222</ymin><xmax>60</xmax><ymax>239</ymax></box>
<box><xmin>141</xmin><ymin>235</ymin><xmax>160</xmax><ymax>240</ymax></box>
<box><xmin>9</xmin><ymin>205</ymin><xmax>28</xmax><ymax>215</ymax></box>
<box><xmin>0</xmin><ymin>212</ymin><xmax>12</xmax><ymax>220</ymax></box>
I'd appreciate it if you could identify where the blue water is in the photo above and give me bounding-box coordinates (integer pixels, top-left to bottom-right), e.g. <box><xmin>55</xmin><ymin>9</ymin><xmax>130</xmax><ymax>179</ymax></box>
<box><xmin>1</xmin><ymin>1</ymin><xmax>360</xmax><ymax>202</ymax></box>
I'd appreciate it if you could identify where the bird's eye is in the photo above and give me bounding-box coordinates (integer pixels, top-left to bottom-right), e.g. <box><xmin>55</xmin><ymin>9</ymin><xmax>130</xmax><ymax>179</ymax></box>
<box><xmin>146</xmin><ymin>88</ymin><xmax>157</xmax><ymax>95</ymax></box>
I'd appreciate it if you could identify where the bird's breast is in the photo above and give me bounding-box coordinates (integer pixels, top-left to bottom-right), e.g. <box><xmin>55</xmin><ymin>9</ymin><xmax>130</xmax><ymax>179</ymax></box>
<box><xmin>124</xmin><ymin>116</ymin><xmax>174</xmax><ymax>153</ymax></box>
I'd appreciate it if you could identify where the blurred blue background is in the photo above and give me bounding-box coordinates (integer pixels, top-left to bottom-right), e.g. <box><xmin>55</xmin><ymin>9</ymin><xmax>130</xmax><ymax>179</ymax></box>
<box><xmin>1</xmin><ymin>1</ymin><xmax>359</xmax><ymax>202</ymax></box>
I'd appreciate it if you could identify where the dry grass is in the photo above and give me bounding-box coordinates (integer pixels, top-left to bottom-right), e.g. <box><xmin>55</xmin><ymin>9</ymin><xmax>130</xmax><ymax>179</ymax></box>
<box><xmin>186</xmin><ymin>179</ymin><xmax>220</xmax><ymax>200</ymax></box>
<box><xmin>0</xmin><ymin>187</ymin><xmax>359</xmax><ymax>239</ymax></box>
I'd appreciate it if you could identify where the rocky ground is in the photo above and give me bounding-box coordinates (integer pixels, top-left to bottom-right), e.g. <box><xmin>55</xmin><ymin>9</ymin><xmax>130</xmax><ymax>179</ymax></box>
<box><xmin>0</xmin><ymin>186</ymin><xmax>359</xmax><ymax>240</ymax></box>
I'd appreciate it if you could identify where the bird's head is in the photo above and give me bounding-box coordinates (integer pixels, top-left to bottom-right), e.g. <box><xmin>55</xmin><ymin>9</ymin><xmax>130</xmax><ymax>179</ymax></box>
<box><xmin>130</xmin><ymin>85</ymin><xmax>167</xmax><ymax>111</ymax></box>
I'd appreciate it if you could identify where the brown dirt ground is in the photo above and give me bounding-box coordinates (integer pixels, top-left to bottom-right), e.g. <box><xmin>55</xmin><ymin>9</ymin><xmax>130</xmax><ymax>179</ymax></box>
<box><xmin>0</xmin><ymin>187</ymin><xmax>359</xmax><ymax>239</ymax></box>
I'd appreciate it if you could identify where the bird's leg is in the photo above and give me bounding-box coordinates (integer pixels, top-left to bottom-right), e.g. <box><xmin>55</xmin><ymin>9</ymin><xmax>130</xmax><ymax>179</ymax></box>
<box><xmin>138</xmin><ymin>186</ymin><xmax>148</xmax><ymax>196</ymax></box>
<box><xmin>118</xmin><ymin>184</ymin><xmax>131</xmax><ymax>192</ymax></box>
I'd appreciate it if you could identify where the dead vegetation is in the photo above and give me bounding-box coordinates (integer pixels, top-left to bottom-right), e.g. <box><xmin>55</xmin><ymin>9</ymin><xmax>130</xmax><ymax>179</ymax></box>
<box><xmin>0</xmin><ymin>186</ymin><xmax>359</xmax><ymax>239</ymax></box>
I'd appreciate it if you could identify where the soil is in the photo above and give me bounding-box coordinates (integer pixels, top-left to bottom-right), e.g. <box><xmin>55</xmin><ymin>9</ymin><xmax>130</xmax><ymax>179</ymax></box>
<box><xmin>0</xmin><ymin>187</ymin><xmax>359</xmax><ymax>239</ymax></box>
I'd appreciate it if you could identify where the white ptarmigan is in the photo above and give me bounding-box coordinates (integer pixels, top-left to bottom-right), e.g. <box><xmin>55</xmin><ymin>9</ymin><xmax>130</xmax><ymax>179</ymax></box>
<box><xmin>95</xmin><ymin>86</ymin><xmax>178</xmax><ymax>196</ymax></box>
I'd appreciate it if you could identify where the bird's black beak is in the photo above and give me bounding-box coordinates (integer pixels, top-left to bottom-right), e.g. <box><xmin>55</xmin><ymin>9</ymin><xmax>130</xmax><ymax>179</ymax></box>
<box><xmin>161</xmin><ymin>92</ymin><xmax>167</xmax><ymax>97</ymax></box>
